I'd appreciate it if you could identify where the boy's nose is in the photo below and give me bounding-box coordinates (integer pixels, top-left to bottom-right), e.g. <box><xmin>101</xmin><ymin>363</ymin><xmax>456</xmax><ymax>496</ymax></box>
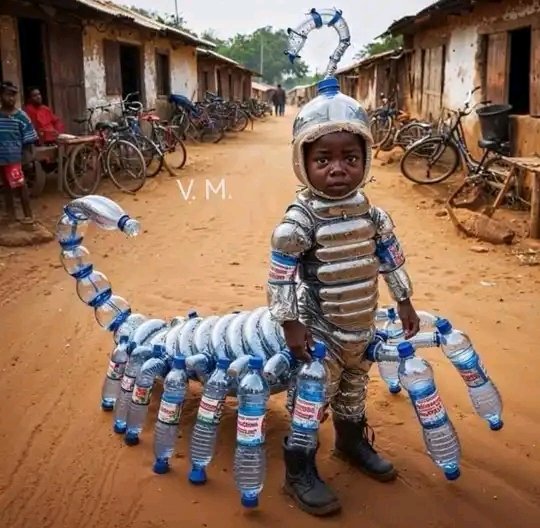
<box><xmin>329</xmin><ymin>162</ymin><xmax>346</xmax><ymax>176</ymax></box>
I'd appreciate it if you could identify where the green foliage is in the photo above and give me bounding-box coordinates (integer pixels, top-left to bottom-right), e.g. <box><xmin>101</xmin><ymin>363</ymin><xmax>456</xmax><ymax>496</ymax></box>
<box><xmin>129</xmin><ymin>6</ymin><xmax>187</xmax><ymax>31</ymax></box>
<box><xmin>283</xmin><ymin>73</ymin><xmax>322</xmax><ymax>90</ymax></box>
<box><xmin>215</xmin><ymin>27</ymin><xmax>309</xmax><ymax>85</ymax></box>
<box><xmin>354</xmin><ymin>34</ymin><xmax>403</xmax><ymax>60</ymax></box>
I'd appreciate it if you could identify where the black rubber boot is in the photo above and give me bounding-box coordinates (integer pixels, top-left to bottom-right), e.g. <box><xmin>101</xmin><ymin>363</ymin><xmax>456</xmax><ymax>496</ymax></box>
<box><xmin>333</xmin><ymin>416</ymin><xmax>398</xmax><ymax>482</ymax></box>
<box><xmin>282</xmin><ymin>437</ymin><xmax>341</xmax><ymax>516</ymax></box>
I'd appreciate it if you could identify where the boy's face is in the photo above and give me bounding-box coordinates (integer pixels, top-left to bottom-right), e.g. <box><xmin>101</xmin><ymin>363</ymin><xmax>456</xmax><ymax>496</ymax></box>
<box><xmin>1</xmin><ymin>89</ymin><xmax>17</xmax><ymax>110</ymax></box>
<box><xmin>304</xmin><ymin>132</ymin><xmax>365</xmax><ymax>198</ymax></box>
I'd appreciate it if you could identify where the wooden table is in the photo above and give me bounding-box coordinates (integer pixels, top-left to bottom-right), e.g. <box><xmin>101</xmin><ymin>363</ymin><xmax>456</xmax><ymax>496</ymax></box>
<box><xmin>486</xmin><ymin>156</ymin><xmax>540</xmax><ymax>239</ymax></box>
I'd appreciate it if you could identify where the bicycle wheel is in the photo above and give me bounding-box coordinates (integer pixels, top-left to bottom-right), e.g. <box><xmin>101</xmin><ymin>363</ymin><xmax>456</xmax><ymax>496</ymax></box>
<box><xmin>370</xmin><ymin>114</ymin><xmax>393</xmax><ymax>148</ymax></box>
<box><xmin>200</xmin><ymin>120</ymin><xmax>224</xmax><ymax>143</ymax></box>
<box><xmin>231</xmin><ymin>110</ymin><xmax>249</xmax><ymax>132</ymax></box>
<box><xmin>65</xmin><ymin>142</ymin><xmax>102</xmax><ymax>198</ymax></box>
<box><xmin>395</xmin><ymin>122</ymin><xmax>432</xmax><ymax>150</ymax></box>
<box><xmin>105</xmin><ymin>139</ymin><xmax>147</xmax><ymax>193</ymax></box>
<box><xmin>156</xmin><ymin>125</ymin><xmax>187</xmax><ymax>177</ymax></box>
<box><xmin>400</xmin><ymin>137</ymin><xmax>460</xmax><ymax>184</ymax></box>
<box><xmin>131</xmin><ymin>134</ymin><xmax>163</xmax><ymax>178</ymax></box>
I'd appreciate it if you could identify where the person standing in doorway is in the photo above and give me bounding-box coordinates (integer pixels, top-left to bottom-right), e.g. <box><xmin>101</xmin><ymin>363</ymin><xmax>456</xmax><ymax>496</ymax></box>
<box><xmin>0</xmin><ymin>81</ymin><xmax>37</xmax><ymax>222</ymax></box>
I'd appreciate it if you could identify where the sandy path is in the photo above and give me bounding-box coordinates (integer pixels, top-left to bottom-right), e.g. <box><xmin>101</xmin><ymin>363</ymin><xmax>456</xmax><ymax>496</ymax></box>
<box><xmin>0</xmin><ymin>114</ymin><xmax>539</xmax><ymax>528</ymax></box>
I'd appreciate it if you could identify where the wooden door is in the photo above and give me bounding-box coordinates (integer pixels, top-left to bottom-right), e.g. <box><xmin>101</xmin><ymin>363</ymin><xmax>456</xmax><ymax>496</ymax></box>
<box><xmin>422</xmin><ymin>46</ymin><xmax>445</xmax><ymax>120</ymax></box>
<box><xmin>485</xmin><ymin>32</ymin><xmax>509</xmax><ymax>104</ymax></box>
<box><xmin>47</xmin><ymin>21</ymin><xmax>86</xmax><ymax>134</ymax></box>
<box><xmin>530</xmin><ymin>28</ymin><xmax>540</xmax><ymax>116</ymax></box>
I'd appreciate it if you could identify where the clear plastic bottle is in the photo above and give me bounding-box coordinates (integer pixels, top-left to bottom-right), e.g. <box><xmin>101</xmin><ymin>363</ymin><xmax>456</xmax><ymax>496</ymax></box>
<box><xmin>113</xmin><ymin>344</ymin><xmax>154</xmax><ymax>434</ymax></box>
<box><xmin>101</xmin><ymin>335</ymin><xmax>130</xmax><ymax>411</ymax></box>
<box><xmin>65</xmin><ymin>195</ymin><xmax>140</xmax><ymax>236</ymax></box>
<box><xmin>263</xmin><ymin>349</ymin><xmax>296</xmax><ymax>385</ymax></box>
<box><xmin>188</xmin><ymin>357</ymin><xmax>232</xmax><ymax>484</ymax></box>
<box><xmin>380</xmin><ymin>307</ymin><xmax>405</xmax><ymax>393</ymax></box>
<box><xmin>435</xmin><ymin>319</ymin><xmax>503</xmax><ymax>431</ymax></box>
<box><xmin>233</xmin><ymin>356</ymin><xmax>270</xmax><ymax>508</ymax></box>
<box><xmin>397</xmin><ymin>341</ymin><xmax>461</xmax><ymax>480</ymax></box>
<box><xmin>125</xmin><ymin>345</ymin><xmax>168</xmax><ymax>445</ymax></box>
<box><xmin>153</xmin><ymin>355</ymin><xmax>188</xmax><ymax>474</ymax></box>
<box><xmin>288</xmin><ymin>343</ymin><xmax>327</xmax><ymax>450</ymax></box>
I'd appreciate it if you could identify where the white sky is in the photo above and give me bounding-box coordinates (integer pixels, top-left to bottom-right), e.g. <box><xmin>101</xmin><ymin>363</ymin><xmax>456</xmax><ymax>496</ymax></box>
<box><xmin>115</xmin><ymin>0</ymin><xmax>434</xmax><ymax>73</ymax></box>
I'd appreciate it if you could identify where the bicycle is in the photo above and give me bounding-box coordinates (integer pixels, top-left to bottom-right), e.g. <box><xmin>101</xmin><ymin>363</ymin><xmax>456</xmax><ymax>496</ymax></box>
<box><xmin>399</xmin><ymin>87</ymin><xmax>525</xmax><ymax>208</ymax></box>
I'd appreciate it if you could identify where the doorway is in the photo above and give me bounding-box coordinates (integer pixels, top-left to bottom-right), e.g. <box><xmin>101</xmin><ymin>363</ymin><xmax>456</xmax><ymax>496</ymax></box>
<box><xmin>508</xmin><ymin>26</ymin><xmax>531</xmax><ymax>115</ymax></box>
<box><xmin>119</xmin><ymin>44</ymin><xmax>142</xmax><ymax>100</ymax></box>
<box><xmin>17</xmin><ymin>17</ymin><xmax>49</xmax><ymax>104</ymax></box>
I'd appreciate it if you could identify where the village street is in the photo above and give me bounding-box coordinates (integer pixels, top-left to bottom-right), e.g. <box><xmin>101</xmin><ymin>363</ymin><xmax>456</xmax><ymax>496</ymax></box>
<box><xmin>0</xmin><ymin>114</ymin><xmax>539</xmax><ymax>528</ymax></box>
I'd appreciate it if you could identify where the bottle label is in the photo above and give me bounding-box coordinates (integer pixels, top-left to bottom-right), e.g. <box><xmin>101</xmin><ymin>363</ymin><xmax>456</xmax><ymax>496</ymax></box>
<box><xmin>132</xmin><ymin>384</ymin><xmax>152</xmax><ymax>405</ymax></box>
<box><xmin>197</xmin><ymin>395</ymin><xmax>225</xmax><ymax>425</ymax></box>
<box><xmin>292</xmin><ymin>393</ymin><xmax>325</xmax><ymax>431</ymax></box>
<box><xmin>236</xmin><ymin>405</ymin><xmax>266</xmax><ymax>446</ymax></box>
<box><xmin>106</xmin><ymin>360</ymin><xmax>126</xmax><ymax>380</ymax></box>
<box><xmin>158</xmin><ymin>400</ymin><xmax>182</xmax><ymax>424</ymax></box>
<box><xmin>454</xmin><ymin>355</ymin><xmax>489</xmax><ymax>388</ymax></box>
<box><xmin>120</xmin><ymin>375</ymin><xmax>135</xmax><ymax>392</ymax></box>
<box><xmin>410</xmin><ymin>385</ymin><xmax>448</xmax><ymax>429</ymax></box>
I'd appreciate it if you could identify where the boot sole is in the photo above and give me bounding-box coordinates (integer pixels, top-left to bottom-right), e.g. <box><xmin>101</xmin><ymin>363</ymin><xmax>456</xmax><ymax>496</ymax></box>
<box><xmin>332</xmin><ymin>450</ymin><xmax>398</xmax><ymax>483</ymax></box>
<box><xmin>282</xmin><ymin>483</ymin><xmax>342</xmax><ymax>516</ymax></box>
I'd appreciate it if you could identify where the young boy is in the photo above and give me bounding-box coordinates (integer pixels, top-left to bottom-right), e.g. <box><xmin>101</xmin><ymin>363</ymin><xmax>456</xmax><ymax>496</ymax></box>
<box><xmin>0</xmin><ymin>81</ymin><xmax>37</xmax><ymax>221</ymax></box>
<box><xmin>267</xmin><ymin>78</ymin><xmax>420</xmax><ymax>516</ymax></box>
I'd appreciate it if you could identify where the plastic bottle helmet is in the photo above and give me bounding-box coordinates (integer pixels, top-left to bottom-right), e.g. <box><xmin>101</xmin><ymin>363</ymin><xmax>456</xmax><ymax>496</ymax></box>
<box><xmin>291</xmin><ymin>77</ymin><xmax>373</xmax><ymax>199</ymax></box>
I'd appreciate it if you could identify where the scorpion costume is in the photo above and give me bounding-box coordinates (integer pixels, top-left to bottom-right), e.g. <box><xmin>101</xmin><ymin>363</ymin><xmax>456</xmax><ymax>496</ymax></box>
<box><xmin>267</xmin><ymin>78</ymin><xmax>414</xmax><ymax>515</ymax></box>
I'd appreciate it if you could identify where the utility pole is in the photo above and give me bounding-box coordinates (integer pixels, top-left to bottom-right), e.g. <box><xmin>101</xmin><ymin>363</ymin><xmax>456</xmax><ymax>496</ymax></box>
<box><xmin>174</xmin><ymin>0</ymin><xmax>179</xmax><ymax>26</ymax></box>
<box><xmin>260</xmin><ymin>32</ymin><xmax>264</xmax><ymax>80</ymax></box>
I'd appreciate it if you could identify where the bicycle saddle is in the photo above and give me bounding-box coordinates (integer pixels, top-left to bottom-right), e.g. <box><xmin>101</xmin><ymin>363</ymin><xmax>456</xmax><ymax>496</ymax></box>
<box><xmin>95</xmin><ymin>121</ymin><xmax>118</xmax><ymax>130</ymax></box>
<box><xmin>478</xmin><ymin>138</ymin><xmax>510</xmax><ymax>152</ymax></box>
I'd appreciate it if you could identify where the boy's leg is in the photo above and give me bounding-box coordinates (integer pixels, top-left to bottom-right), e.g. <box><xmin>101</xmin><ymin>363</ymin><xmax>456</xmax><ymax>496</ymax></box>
<box><xmin>331</xmin><ymin>348</ymin><xmax>397</xmax><ymax>482</ymax></box>
<box><xmin>282</xmin><ymin>347</ymin><xmax>342</xmax><ymax>516</ymax></box>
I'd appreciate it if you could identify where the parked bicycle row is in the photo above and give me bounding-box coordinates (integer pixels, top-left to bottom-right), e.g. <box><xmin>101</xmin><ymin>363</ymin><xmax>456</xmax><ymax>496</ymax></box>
<box><xmin>369</xmin><ymin>87</ymin><xmax>523</xmax><ymax>209</ymax></box>
<box><xmin>26</xmin><ymin>91</ymin><xmax>272</xmax><ymax>200</ymax></box>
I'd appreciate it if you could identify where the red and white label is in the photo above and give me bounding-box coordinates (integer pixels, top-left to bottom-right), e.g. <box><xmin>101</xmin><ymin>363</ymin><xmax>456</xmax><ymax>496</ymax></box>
<box><xmin>197</xmin><ymin>395</ymin><xmax>224</xmax><ymax>425</ymax></box>
<box><xmin>106</xmin><ymin>360</ymin><xmax>126</xmax><ymax>380</ymax></box>
<box><xmin>132</xmin><ymin>385</ymin><xmax>152</xmax><ymax>405</ymax></box>
<box><xmin>158</xmin><ymin>400</ymin><xmax>182</xmax><ymax>424</ymax></box>
<box><xmin>236</xmin><ymin>413</ymin><xmax>266</xmax><ymax>445</ymax></box>
<box><xmin>414</xmin><ymin>390</ymin><xmax>446</xmax><ymax>425</ymax></box>
<box><xmin>121</xmin><ymin>375</ymin><xmax>135</xmax><ymax>392</ymax></box>
<box><xmin>292</xmin><ymin>396</ymin><xmax>324</xmax><ymax>430</ymax></box>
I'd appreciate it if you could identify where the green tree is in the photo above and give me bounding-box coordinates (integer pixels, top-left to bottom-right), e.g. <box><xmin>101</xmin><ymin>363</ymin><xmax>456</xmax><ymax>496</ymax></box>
<box><xmin>129</xmin><ymin>5</ymin><xmax>187</xmax><ymax>31</ymax></box>
<box><xmin>354</xmin><ymin>34</ymin><xmax>403</xmax><ymax>61</ymax></box>
<box><xmin>215</xmin><ymin>27</ymin><xmax>309</xmax><ymax>84</ymax></box>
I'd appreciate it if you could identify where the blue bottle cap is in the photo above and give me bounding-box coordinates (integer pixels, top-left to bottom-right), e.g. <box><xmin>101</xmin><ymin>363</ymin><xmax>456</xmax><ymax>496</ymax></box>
<box><xmin>435</xmin><ymin>318</ymin><xmax>452</xmax><ymax>335</ymax></box>
<box><xmin>118</xmin><ymin>334</ymin><xmax>129</xmax><ymax>344</ymax></box>
<box><xmin>397</xmin><ymin>341</ymin><xmax>415</xmax><ymax>359</ymax></box>
<box><xmin>387</xmin><ymin>307</ymin><xmax>396</xmax><ymax>320</ymax></box>
<box><xmin>489</xmin><ymin>419</ymin><xmax>503</xmax><ymax>431</ymax></box>
<box><xmin>241</xmin><ymin>494</ymin><xmax>259</xmax><ymax>508</ymax></box>
<box><xmin>153</xmin><ymin>344</ymin><xmax>166</xmax><ymax>357</ymax></box>
<box><xmin>217</xmin><ymin>357</ymin><xmax>231</xmax><ymax>369</ymax></box>
<box><xmin>188</xmin><ymin>466</ymin><xmax>207</xmax><ymax>485</ymax></box>
<box><xmin>153</xmin><ymin>458</ymin><xmax>170</xmax><ymax>474</ymax></box>
<box><xmin>173</xmin><ymin>355</ymin><xmax>186</xmax><ymax>369</ymax></box>
<box><xmin>444</xmin><ymin>467</ymin><xmax>461</xmax><ymax>481</ymax></box>
<box><xmin>187</xmin><ymin>310</ymin><xmax>198</xmax><ymax>318</ymax></box>
<box><xmin>248</xmin><ymin>356</ymin><xmax>263</xmax><ymax>369</ymax></box>
<box><xmin>124</xmin><ymin>431</ymin><xmax>139</xmax><ymax>446</ymax></box>
<box><xmin>317</xmin><ymin>77</ymin><xmax>339</xmax><ymax>95</ymax></box>
<box><xmin>375</xmin><ymin>329</ymin><xmax>389</xmax><ymax>341</ymax></box>
<box><xmin>311</xmin><ymin>342</ymin><xmax>326</xmax><ymax>360</ymax></box>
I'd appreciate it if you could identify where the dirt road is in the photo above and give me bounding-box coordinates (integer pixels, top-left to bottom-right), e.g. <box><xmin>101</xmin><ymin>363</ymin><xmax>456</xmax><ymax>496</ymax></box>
<box><xmin>0</xmin><ymin>113</ymin><xmax>539</xmax><ymax>528</ymax></box>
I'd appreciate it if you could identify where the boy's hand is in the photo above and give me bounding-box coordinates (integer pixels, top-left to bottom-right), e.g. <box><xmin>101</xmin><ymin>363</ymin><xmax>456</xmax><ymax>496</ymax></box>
<box><xmin>397</xmin><ymin>298</ymin><xmax>420</xmax><ymax>339</ymax></box>
<box><xmin>282</xmin><ymin>320</ymin><xmax>313</xmax><ymax>362</ymax></box>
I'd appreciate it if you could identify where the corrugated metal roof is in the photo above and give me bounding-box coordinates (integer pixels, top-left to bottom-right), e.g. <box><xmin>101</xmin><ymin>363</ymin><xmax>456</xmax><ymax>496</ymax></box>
<box><xmin>385</xmin><ymin>0</ymin><xmax>473</xmax><ymax>35</ymax></box>
<box><xmin>196</xmin><ymin>48</ymin><xmax>261</xmax><ymax>76</ymax></box>
<box><xmin>335</xmin><ymin>48</ymin><xmax>410</xmax><ymax>75</ymax></box>
<box><xmin>76</xmin><ymin>0</ymin><xmax>216</xmax><ymax>48</ymax></box>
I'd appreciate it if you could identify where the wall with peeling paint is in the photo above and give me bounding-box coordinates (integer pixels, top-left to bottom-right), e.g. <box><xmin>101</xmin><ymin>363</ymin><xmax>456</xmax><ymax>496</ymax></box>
<box><xmin>406</xmin><ymin>0</ymin><xmax>540</xmax><ymax>163</ymax></box>
<box><xmin>82</xmin><ymin>24</ymin><xmax>197</xmax><ymax>118</ymax></box>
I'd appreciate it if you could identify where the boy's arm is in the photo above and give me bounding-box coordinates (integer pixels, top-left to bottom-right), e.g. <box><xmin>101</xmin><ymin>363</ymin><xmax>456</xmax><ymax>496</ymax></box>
<box><xmin>267</xmin><ymin>206</ymin><xmax>312</xmax><ymax>323</ymax></box>
<box><xmin>371</xmin><ymin>206</ymin><xmax>413</xmax><ymax>302</ymax></box>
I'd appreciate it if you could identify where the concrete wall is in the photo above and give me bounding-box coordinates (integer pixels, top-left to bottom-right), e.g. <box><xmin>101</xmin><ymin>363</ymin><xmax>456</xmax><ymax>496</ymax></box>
<box><xmin>406</xmin><ymin>0</ymin><xmax>540</xmax><ymax>159</ymax></box>
<box><xmin>82</xmin><ymin>24</ymin><xmax>197</xmax><ymax>117</ymax></box>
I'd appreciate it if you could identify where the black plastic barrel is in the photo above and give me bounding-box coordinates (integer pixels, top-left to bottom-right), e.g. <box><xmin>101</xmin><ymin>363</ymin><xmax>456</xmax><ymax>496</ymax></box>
<box><xmin>476</xmin><ymin>104</ymin><xmax>512</xmax><ymax>142</ymax></box>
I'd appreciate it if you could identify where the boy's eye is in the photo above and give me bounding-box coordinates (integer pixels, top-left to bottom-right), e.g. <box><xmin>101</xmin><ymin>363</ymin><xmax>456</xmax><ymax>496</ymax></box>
<box><xmin>347</xmin><ymin>155</ymin><xmax>359</xmax><ymax>163</ymax></box>
<box><xmin>316</xmin><ymin>158</ymin><xmax>328</xmax><ymax>165</ymax></box>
